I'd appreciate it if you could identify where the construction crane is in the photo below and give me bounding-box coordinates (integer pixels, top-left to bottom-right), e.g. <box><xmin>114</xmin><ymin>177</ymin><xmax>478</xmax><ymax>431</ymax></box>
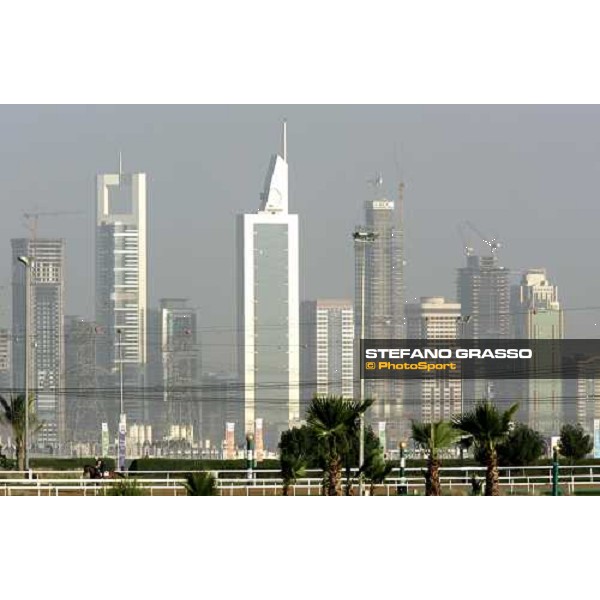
<box><xmin>23</xmin><ymin>210</ymin><xmax>85</xmax><ymax>241</ymax></box>
<box><xmin>460</xmin><ymin>220</ymin><xmax>502</xmax><ymax>256</ymax></box>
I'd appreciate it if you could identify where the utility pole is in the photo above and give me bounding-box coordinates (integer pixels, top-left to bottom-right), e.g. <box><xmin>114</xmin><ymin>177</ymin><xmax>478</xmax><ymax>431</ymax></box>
<box><xmin>353</xmin><ymin>229</ymin><xmax>378</xmax><ymax>496</ymax></box>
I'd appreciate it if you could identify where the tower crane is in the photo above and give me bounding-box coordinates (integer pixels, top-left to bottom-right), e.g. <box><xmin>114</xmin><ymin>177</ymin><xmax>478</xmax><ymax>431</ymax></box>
<box><xmin>460</xmin><ymin>220</ymin><xmax>502</xmax><ymax>256</ymax></box>
<box><xmin>22</xmin><ymin>210</ymin><xmax>85</xmax><ymax>242</ymax></box>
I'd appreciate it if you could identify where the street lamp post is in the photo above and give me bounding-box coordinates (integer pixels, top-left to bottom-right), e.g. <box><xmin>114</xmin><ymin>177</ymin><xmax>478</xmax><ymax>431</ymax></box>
<box><xmin>353</xmin><ymin>229</ymin><xmax>378</xmax><ymax>496</ymax></box>
<box><xmin>117</xmin><ymin>328</ymin><xmax>126</xmax><ymax>471</ymax></box>
<box><xmin>18</xmin><ymin>256</ymin><xmax>33</xmax><ymax>473</ymax></box>
<box><xmin>246</xmin><ymin>433</ymin><xmax>255</xmax><ymax>480</ymax></box>
<box><xmin>397</xmin><ymin>441</ymin><xmax>407</xmax><ymax>496</ymax></box>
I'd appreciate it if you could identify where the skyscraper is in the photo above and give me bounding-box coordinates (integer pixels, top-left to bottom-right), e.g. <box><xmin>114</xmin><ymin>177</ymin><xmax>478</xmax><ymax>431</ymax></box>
<box><xmin>64</xmin><ymin>316</ymin><xmax>102</xmax><ymax>444</ymax></box>
<box><xmin>237</xmin><ymin>122</ymin><xmax>300</xmax><ymax>450</ymax></box>
<box><xmin>95</xmin><ymin>162</ymin><xmax>148</xmax><ymax>424</ymax></box>
<box><xmin>457</xmin><ymin>252</ymin><xmax>510</xmax><ymax>411</ymax></box>
<box><xmin>355</xmin><ymin>181</ymin><xmax>404</xmax><ymax>446</ymax></box>
<box><xmin>12</xmin><ymin>238</ymin><xmax>66</xmax><ymax>449</ymax></box>
<box><xmin>301</xmin><ymin>299</ymin><xmax>354</xmax><ymax>414</ymax></box>
<box><xmin>510</xmin><ymin>269</ymin><xmax>564</xmax><ymax>435</ymax></box>
<box><xmin>405</xmin><ymin>296</ymin><xmax>462</xmax><ymax>423</ymax></box>
<box><xmin>457</xmin><ymin>253</ymin><xmax>510</xmax><ymax>339</ymax></box>
<box><xmin>0</xmin><ymin>328</ymin><xmax>10</xmax><ymax>393</ymax></box>
<box><xmin>158</xmin><ymin>298</ymin><xmax>200</xmax><ymax>443</ymax></box>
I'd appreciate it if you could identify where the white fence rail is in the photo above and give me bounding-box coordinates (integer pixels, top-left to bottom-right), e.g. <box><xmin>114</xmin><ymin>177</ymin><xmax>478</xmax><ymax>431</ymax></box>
<box><xmin>2</xmin><ymin>465</ymin><xmax>600</xmax><ymax>495</ymax></box>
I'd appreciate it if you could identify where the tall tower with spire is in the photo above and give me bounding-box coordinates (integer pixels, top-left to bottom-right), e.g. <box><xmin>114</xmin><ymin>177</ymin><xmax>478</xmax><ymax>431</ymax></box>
<box><xmin>237</xmin><ymin>121</ymin><xmax>300</xmax><ymax>450</ymax></box>
<box><xmin>95</xmin><ymin>156</ymin><xmax>148</xmax><ymax>426</ymax></box>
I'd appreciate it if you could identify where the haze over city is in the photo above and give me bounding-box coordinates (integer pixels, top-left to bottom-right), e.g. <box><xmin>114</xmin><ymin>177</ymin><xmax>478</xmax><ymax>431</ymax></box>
<box><xmin>1</xmin><ymin>104</ymin><xmax>600</xmax><ymax>373</ymax></box>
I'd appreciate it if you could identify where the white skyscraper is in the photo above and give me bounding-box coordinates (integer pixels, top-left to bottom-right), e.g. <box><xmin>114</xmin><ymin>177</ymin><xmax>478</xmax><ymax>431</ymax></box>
<box><xmin>301</xmin><ymin>299</ymin><xmax>354</xmax><ymax>414</ymax></box>
<box><xmin>95</xmin><ymin>161</ymin><xmax>148</xmax><ymax>425</ymax></box>
<box><xmin>237</xmin><ymin>122</ymin><xmax>300</xmax><ymax>450</ymax></box>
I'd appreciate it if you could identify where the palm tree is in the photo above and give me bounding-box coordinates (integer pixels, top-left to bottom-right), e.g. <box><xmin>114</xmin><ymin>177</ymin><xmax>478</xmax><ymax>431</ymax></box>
<box><xmin>453</xmin><ymin>401</ymin><xmax>519</xmax><ymax>496</ymax></box>
<box><xmin>411</xmin><ymin>420</ymin><xmax>460</xmax><ymax>496</ymax></box>
<box><xmin>183</xmin><ymin>472</ymin><xmax>218</xmax><ymax>496</ymax></box>
<box><xmin>279</xmin><ymin>426</ymin><xmax>312</xmax><ymax>496</ymax></box>
<box><xmin>281</xmin><ymin>454</ymin><xmax>307</xmax><ymax>496</ymax></box>
<box><xmin>360</xmin><ymin>447</ymin><xmax>394</xmax><ymax>496</ymax></box>
<box><xmin>0</xmin><ymin>394</ymin><xmax>42</xmax><ymax>472</ymax></box>
<box><xmin>306</xmin><ymin>395</ymin><xmax>373</xmax><ymax>496</ymax></box>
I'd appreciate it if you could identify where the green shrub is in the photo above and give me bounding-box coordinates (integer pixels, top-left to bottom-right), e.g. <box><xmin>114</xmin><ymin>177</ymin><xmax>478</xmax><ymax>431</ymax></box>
<box><xmin>183</xmin><ymin>472</ymin><xmax>218</xmax><ymax>496</ymax></box>
<box><xmin>105</xmin><ymin>478</ymin><xmax>146</xmax><ymax>496</ymax></box>
<box><xmin>128</xmin><ymin>458</ymin><xmax>279</xmax><ymax>476</ymax></box>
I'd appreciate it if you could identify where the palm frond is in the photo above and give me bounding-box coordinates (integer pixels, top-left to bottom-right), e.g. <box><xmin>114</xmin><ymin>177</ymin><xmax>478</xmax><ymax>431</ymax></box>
<box><xmin>411</xmin><ymin>420</ymin><xmax>460</xmax><ymax>455</ymax></box>
<box><xmin>453</xmin><ymin>401</ymin><xmax>519</xmax><ymax>449</ymax></box>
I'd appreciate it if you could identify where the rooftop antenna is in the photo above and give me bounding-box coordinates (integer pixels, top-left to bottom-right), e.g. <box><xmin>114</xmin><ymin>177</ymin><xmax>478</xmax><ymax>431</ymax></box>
<box><xmin>282</xmin><ymin>119</ymin><xmax>287</xmax><ymax>162</ymax></box>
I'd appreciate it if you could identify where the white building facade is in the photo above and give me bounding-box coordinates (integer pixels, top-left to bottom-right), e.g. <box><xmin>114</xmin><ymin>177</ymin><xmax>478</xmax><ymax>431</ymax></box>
<box><xmin>237</xmin><ymin>123</ymin><xmax>300</xmax><ymax>450</ymax></box>
<box><xmin>95</xmin><ymin>165</ymin><xmax>148</xmax><ymax>425</ymax></box>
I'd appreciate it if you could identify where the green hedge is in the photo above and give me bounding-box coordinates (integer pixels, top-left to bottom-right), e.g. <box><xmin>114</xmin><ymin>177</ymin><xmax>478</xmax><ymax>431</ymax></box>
<box><xmin>30</xmin><ymin>457</ymin><xmax>116</xmax><ymax>471</ymax></box>
<box><xmin>128</xmin><ymin>458</ymin><xmax>281</xmax><ymax>475</ymax></box>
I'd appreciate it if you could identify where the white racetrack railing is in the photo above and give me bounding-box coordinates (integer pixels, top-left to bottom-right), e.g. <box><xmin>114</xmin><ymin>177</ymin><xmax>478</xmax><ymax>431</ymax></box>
<box><xmin>2</xmin><ymin>465</ymin><xmax>600</xmax><ymax>495</ymax></box>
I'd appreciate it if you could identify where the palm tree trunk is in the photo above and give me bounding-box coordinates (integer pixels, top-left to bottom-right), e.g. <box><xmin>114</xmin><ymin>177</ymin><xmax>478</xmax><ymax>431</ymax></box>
<box><xmin>16</xmin><ymin>440</ymin><xmax>24</xmax><ymax>472</ymax></box>
<box><xmin>429</xmin><ymin>456</ymin><xmax>441</xmax><ymax>496</ymax></box>
<box><xmin>328</xmin><ymin>456</ymin><xmax>342</xmax><ymax>496</ymax></box>
<box><xmin>282</xmin><ymin>481</ymin><xmax>289</xmax><ymax>496</ymax></box>
<box><xmin>485</xmin><ymin>448</ymin><xmax>500</xmax><ymax>496</ymax></box>
<box><xmin>321</xmin><ymin>471</ymin><xmax>329</xmax><ymax>496</ymax></box>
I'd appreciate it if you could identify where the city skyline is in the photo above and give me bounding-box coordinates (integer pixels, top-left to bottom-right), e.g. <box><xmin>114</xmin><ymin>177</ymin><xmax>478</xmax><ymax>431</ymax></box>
<box><xmin>3</xmin><ymin>106</ymin><xmax>600</xmax><ymax>372</ymax></box>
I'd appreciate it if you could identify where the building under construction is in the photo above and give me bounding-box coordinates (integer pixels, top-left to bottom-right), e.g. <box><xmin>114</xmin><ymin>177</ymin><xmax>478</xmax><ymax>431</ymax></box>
<box><xmin>457</xmin><ymin>254</ymin><xmax>510</xmax><ymax>340</ymax></box>
<box><xmin>355</xmin><ymin>180</ymin><xmax>405</xmax><ymax>448</ymax></box>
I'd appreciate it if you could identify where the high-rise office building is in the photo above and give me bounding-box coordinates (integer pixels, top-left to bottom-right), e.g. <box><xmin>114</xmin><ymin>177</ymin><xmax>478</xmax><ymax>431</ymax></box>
<box><xmin>12</xmin><ymin>238</ymin><xmax>66</xmax><ymax>449</ymax></box>
<box><xmin>301</xmin><ymin>299</ymin><xmax>354</xmax><ymax>414</ymax></box>
<box><xmin>158</xmin><ymin>298</ymin><xmax>200</xmax><ymax>442</ymax></box>
<box><xmin>355</xmin><ymin>181</ymin><xmax>404</xmax><ymax>446</ymax></box>
<box><xmin>0</xmin><ymin>328</ymin><xmax>10</xmax><ymax>393</ymax></box>
<box><xmin>510</xmin><ymin>269</ymin><xmax>564</xmax><ymax>435</ymax></box>
<box><xmin>64</xmin><ymin>316</ymin><xmax>103</xmax><ymax>444</ymax></box>
<box><xmin>405</xmin><ymin>297</ymin><xmax>462</xmax><ymax>423</ymax></box>
<box><xmin>237</xmin><ymin>122</ymin><xmax>300</xmax><ymax>450</ymax></box>
<box><xmin>95</xmin><ymin>163</ymin><xmax>148</xmax><ymax>424</ymax></box>
<box><xmin>457</xmin><ymin>253</ymin><xmax>510</xmax><ymax>339</ymax></box>
<box><xmin>457</xmin><ymin>252</ymin><xmax>510</xmax><ymax>412</ymax></box>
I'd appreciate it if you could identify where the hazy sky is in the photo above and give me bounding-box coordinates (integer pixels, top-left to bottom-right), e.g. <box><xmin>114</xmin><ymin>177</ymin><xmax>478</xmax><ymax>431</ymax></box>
<box><xmin>1</xmin><ymin>105</ymin><xmax>600</xmax><ymax>370</ymax></box>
